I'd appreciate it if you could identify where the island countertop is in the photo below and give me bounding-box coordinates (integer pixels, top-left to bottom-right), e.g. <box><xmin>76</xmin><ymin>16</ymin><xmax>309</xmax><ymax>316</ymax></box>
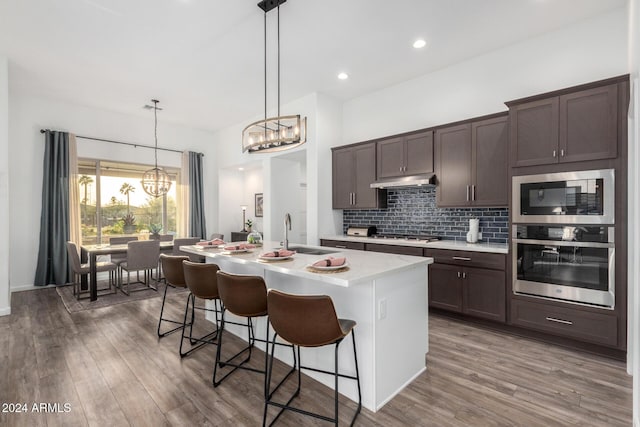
<box><xmin>180</xmin><ymin>240</ymin><xmax>433</xmax><ymax>287</ymax></box>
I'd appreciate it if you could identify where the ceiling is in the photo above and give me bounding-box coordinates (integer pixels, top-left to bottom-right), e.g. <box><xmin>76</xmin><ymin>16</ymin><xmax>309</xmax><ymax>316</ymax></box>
<box><xmin>0</xmin><ymin>0</ymin><xmax>627</xmax><ymax>133</ymax></box>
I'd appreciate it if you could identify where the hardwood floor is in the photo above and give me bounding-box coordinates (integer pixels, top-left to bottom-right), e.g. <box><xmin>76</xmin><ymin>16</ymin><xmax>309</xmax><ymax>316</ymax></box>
<box><xmin>0</xmin><ymin>288</ymin><xmax>632</xmax><ymax>426</ymax></box>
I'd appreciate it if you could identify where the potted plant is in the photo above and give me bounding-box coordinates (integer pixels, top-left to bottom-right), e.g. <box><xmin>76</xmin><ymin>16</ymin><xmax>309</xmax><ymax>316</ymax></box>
<box><xmin>122</xmin><ymin>213</ymin><xmax>136</xmax><ymax>234</ymax></box>
<box><xmin>245</xmin><ymin>219</ymin><xmax>253</xmax><ymax>232</ymax></box>
<box><xmin>149</xmin><ymin>223</ymin><xmax>162</xmax><ymax>240</ymax></box>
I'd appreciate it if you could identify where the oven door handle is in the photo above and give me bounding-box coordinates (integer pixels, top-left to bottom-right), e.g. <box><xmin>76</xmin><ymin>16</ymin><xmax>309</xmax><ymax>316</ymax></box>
<box><xmin>512</xmin><ymin>238</ymin><xmax>614</xmax><ymax>249</ymax></box>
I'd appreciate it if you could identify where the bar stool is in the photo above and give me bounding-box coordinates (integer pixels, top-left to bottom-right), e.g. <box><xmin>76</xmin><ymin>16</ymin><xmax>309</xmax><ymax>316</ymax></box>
<box><xmin>213</xmin><ymin>271</ymin><xmax>295</xmax><ymax>391</ymax></box>
<box><xmin>180</xmin><ymin>261</ymin><xmax>223</xmax><ymax>357</ymax></box>
<box><xmin>157</xmin><ymin>254</ymin><xmax>190</xmax><ymax>338</ymax></box>
<box><xmin>263</xmin><ymin>289</ymin><xmax>362</xmax><ymax>427</ymax></box>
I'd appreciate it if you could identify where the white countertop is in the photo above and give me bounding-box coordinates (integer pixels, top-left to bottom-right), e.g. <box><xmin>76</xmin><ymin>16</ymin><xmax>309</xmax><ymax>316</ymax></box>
<box><xmin>321</xmin><ymin>235</ymin><xmax>508</xmax><ymax>254</ymax></box>
<box><xmin>180</xmin><ymin>241</ymin><xmax>433</xmax><ymax>287</ymax></box>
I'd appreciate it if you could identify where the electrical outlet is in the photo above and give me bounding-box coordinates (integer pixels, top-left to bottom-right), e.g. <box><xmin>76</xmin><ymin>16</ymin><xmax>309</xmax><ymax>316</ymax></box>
<box><xmin>378</xmin><ymin>298</ymin><xmax>387</xmax><ymax>320</ymax></box>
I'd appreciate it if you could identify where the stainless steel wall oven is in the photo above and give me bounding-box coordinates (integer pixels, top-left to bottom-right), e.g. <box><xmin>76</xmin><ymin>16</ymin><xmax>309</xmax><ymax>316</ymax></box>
<box><xmin>512</xmin><ymin>169</ymin><xmax>616</xmax><ymax>308</ymax></box>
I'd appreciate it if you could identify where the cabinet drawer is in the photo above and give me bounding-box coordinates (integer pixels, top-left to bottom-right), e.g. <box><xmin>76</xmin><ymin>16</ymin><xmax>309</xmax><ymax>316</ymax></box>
<box><xmin>424</xmin><ymin>248</ymin><xmax>505</xmax><ymax>270</ymax></box>
<box><xmin>511</xmin><ymin>299</ymin><xmax>617</xmax><ymax>347</ymax></box>
<box><xmin>320</xmin><ymin>240</ymin><xmax>365</xmax><ymax>251</ymax></box>
<box><xmin>365</xmin><ymin>243</ymin><xmax>423</xmax><ymax>256</ymax></box>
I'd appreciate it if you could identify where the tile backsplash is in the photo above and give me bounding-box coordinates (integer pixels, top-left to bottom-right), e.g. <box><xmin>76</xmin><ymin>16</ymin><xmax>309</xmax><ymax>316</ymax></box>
<box><xmin>343</xmin><ymin>187</ymin><xmax>509</xmax><ymax>243</ymax></box>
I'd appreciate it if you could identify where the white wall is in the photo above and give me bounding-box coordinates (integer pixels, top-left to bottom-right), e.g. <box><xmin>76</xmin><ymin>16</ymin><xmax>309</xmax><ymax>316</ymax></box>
<box><xmin>343</xmin><ymin>8</ymin><xmax>629</xmax><ymax>143</ymax></box>
<box><xmin>217</xmin><ymin>165</ymin><xmax>264</xmax><ymax>240</ymax></box>
<box><xmin>0</xmin><ymin>57</ymin><xmax>10</xmax><ymax>315</ymax></box>
<box><xmin>7</xmin><ymin>92</ymin><xmax>216</xmax><ymax>291</ymax></box>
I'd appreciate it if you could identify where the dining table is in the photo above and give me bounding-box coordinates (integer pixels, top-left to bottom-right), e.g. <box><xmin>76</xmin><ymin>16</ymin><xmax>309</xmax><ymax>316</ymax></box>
<box><xmin>80</xmin><ymin>241</ymin><xmax>174</xmax><ymax>301</ymax></box>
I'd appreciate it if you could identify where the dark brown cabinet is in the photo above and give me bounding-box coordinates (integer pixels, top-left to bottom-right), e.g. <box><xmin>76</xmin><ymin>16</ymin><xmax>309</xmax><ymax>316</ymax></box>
<box><xmin>332</xmin><ymin>143</ymin><xmax>387</xmax><ymax>209</ymax></box>
<box><xmin>511</xmin><ymin>298</ymin><xmax>618</xmax><ymax>347</ymax></box>
<box><xmin>364</xmin><ymin>243</ymin><xmax>423</xmax><ymax>256</ymax></box>
<box><xmin>319</xmin><ymin>239</ymin><xmax>365</xmax><ymax>251</ymax></box>
<box><xmin>376</xmin><ymin>130</ymin><xmax>433</xmax><ymax>179</ymax></box>
<box><xmin>510</xmin><ymin>83</ymin><xmax>618</xmax><ymax>167</ymax></box>
<box><xmin>435</xmin><ymin>115</ymin><xmax>508</xmax><ymax>207</ymax></box>
<box><xmin>425</xmin><ymin>248</ymin><xmax>506</xmax><ymax>323</ymax></box>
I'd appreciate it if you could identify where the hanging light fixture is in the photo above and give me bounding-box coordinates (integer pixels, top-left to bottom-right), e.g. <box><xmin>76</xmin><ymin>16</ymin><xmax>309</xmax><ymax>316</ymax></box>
<box><xmin>242</xmin><ymin>0</ymin><xmax>307</xmax><ymax>153</ymax></box>
<box><xmin>141</xmin><ymin>99</ymin><xmax>172</xmax><ymax>197</ymax></box>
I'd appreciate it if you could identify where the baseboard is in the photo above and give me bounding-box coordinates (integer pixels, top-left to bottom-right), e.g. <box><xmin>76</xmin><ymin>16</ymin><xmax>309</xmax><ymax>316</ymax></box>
<box><xmin>0</xmin><ymin>306</ymin><xmax>10</xmax><ymax>316</ymax></box>
<box><xmin>11</xmin><ymin>284</ymin><xmax>56</xmax><ymax>293</ymax></box>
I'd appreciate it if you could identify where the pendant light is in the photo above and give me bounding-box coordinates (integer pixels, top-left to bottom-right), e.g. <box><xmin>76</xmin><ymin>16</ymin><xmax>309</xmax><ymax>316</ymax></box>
<box><xmin>241</xmin><ymin>0</ymin><xmax>307</xmax><ymax>153</ymax></box>
<box><xmin>141</xmin><ymin>99</ymin><xmax>172</xmax><ymax>197</ymax></box>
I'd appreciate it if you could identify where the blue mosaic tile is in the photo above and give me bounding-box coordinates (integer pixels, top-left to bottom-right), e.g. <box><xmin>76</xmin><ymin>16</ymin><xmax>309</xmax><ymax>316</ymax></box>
<box><xmin>343</xmin><ymin>187</ymin><xmax>509</xmax><ymax>244</ymax></box>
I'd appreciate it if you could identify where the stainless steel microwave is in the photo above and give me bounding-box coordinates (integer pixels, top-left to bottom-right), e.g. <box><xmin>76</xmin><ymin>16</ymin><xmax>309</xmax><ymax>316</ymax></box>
<box><xmin>512</xmin><ymin>169</ymin><xmax>615</xmax><ymax>224</ymax></box>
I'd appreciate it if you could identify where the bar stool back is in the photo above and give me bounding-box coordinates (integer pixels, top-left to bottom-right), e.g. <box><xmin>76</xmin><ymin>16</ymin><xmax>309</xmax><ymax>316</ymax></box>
<box><xmin>157</xmin><ymin>254</ymin><xmax>190</xmax><ymax>338</ymax></box>
<box><xmin>180</xmin><ymin>261</ymin><xmax>222</xmax><ymax>357</ymax></box>
<box><xmin>264</xmin><ymin>289</ymin><xmax>362</xmax><ymax>426</ymax></box>
<box><xmin>214</xmin><ymin>271</ymin><xmax>296</xmax><ymax>390</ymax></box>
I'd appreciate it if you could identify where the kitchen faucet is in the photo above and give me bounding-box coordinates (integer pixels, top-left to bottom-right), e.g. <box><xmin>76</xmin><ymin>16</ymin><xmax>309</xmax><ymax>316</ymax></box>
<box><xmin>283</xmin><ymin>213</ymin><xmax>291</xmax><ymax>250</ymax></box>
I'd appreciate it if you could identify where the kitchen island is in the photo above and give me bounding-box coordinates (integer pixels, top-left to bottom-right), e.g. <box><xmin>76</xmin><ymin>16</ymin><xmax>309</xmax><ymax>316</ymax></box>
<box><xmin>181</xmin><ymin>242</ymin><xmax>432</xmax><ymax>412</ymax></box>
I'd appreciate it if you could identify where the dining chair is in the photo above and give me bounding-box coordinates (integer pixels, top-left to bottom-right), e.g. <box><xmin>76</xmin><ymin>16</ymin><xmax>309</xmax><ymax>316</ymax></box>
<box><xmin>66</xmin><ymin>241</ymin><xmax>117</xmax><ymax>300</ymax></box>
<box><xmin>159</xmin><ymin>234</ymin><xmax>174</xmax><ymax>242</ymax></box>
<box><xmin>174</xmin><ymin>237</ymin><xmax>204</xmax><ymax>262</ymax></box>
<box><xmin>109</xmin><ymin>236</ymin><xmax>139</xmax><ymax>272</ymax></box>
<box><xmin>119</xmin><ymin>240</ymin><xmax>160</xmax><ymax>295</ymax></box>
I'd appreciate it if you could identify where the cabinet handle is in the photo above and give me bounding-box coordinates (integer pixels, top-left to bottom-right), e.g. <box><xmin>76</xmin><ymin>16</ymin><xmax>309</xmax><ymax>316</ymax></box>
<box><xmin>350</xmin><ymin>193</ymin><xmax>355</xmax><ymax>205</ymax></box>
<box><xmin>353</xmin><ymin>193</ymin><xmax>356</xmax><ymax>205</ymax></box>
<box><xmin>560</xmin><ymin>149</ymin><xmax>565</xmax><ymax>157</ymax></box>
<box><xmin>466</xmin><ymin>185</ymin><xmax>470</xmax><ymax>201</ymax></box>
<box><xmin>403</xmin><ymin>166</ymin><xmax>407</xmax><ymax>172</ymax></box>
<box><xmin>471</xmin><ymin>185</ymin><xmax>476</xmax><ymax>201</ymax></box>
<box><xmin>552</xmin><ymin>150</ymin><xmax>557</xmax><ymax>157</ymax></box>
<box><xmin>457</xmin><ymin>272</ymin><xmax>461</xmax><ymax>278</ymax></box>
<box><xmin>335</xmin><ymin>245</ymin><xmax>347</xmax><ymax>249</ymax></box>
<box><xmin>452</xmin><ymin>256</ymin><xmax>471</xmax><ymax>261</ymax></box>
<box><xmin>545</xmin><ymin>317</ymin><xmax>573</xmax><ymax>325</ymax></box>
<box><xmin>462</xmin><ymin>272</ymin><xmax>466</xmax><ymax>279</ymax></box>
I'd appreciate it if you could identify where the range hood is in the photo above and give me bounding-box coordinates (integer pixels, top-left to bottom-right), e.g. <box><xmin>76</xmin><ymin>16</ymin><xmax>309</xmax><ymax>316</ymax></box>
<box><xmin>370</xmin><ymin>173</ymin><xmax>436</xmax><ymax>189</ymax></box>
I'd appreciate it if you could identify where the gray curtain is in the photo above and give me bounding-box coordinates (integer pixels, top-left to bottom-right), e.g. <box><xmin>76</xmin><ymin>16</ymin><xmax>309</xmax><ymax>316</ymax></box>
<box><xmin>34</xmin><ymin>131</ymin><xmax>70</xmax><ymax>286</ymax></box>
<box><xmin>189</xmin><ymin>151</ymin><xmax>207</xmax><ymax>239</ymax></box>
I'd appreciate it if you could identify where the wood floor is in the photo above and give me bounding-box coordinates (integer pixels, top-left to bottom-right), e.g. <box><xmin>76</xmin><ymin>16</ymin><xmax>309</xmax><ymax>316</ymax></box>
<box><xmin>0</xmin><ymin>288</ymin><xmax>632</xmax><ymax>426</ymax></box>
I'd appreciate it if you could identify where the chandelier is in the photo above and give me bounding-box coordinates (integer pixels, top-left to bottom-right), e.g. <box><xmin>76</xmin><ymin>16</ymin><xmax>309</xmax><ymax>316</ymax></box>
<box><xmin>242</xmin><ymin>0</ymin><xmax>307</xmax><ymax>153</ymax></box>
<box><xmin>141</xmin><ymin>99</ymin><xmax>172</xmax><ymax>197</ymax></box>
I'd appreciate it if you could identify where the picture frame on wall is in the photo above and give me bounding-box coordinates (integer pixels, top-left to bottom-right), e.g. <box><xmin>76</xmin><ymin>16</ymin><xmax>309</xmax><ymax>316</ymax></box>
<box><xmin>255</xmin><ymin>193</ymin><xmax>263</xmax><ymax>217</ymax></box>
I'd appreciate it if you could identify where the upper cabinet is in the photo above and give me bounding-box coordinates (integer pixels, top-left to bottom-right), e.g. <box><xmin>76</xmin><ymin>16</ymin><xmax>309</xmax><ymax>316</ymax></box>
<box><xmin>376</xmin><ymin>130</ymin><xmax>433</xmax><ymax>179</ymax></box>
<box><xmin>332</xmin><ymin>143</ymin><xmax>387</xmax><ymax>209</ymax></box>
<box><xmin>435</xmin><ymin>115</ymin><xmax>508</xmax><ymax>207</ymax></box>
<box><xmin>509</xmin><ymin>83</ymin><xmax>619</xmax><ymax>167</ymax></box>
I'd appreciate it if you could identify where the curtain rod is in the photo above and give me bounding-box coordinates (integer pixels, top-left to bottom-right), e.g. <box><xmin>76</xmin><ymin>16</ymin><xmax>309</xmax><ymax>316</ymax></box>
<box><xmin>39</xmin><ymin>129</ymin><xmax>203</xmax><ymax>156</ymax></box>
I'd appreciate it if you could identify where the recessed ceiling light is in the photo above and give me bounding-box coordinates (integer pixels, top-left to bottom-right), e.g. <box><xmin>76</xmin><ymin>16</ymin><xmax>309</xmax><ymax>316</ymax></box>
<box><xmin>238</xmin><ymin>167</ymin><xmax>244</xmax><ymax>171</ymax></box>
<box><xmin>337</xmin><ymin>72</ymin><xmax>349</xmax><ymax>80</ymax></box>
<box><xmin>413</xmin><ymin>39</ymin><xmax>427</xmax><ymax>49</ymax></box>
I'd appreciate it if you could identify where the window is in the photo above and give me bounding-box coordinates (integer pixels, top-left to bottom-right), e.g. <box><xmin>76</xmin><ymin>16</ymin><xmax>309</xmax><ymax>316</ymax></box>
<box><xmin>78</xmin><ymin>159</ymin><xmax>178</xmax><ymax>245</ymax></box>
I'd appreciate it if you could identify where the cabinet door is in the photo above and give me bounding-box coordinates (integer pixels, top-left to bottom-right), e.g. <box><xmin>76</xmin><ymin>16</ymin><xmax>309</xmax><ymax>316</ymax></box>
<box><xmin>404</xmin><ymin>130</ymin><xmax>434</xmax><ymax>175</ymax></box>
<box><xmin>463</xmin><ymin>267</ymin><xmax>506</xmax><ymax>323</ymax></box>
<box><xmin>559</xmin><ymin>84</ymin><xmax>618</xmax><ymax>162</ymax></box>
<box><xmin>510</xmin><ymin>98</ymin><xmax>559</xmax><ymax>167</ymax></box>
<box><xmin>353</xmin><ymin>143</ymin><xmax>379</xmax><ymax>208</ymax></box>
<box><xmin>332</xmin><ymin>148</ymin><xmax>354</xmax><ymax>209</ymax></box>
<box><xmin>428</xmin><ymin>263</ymin><xmax>463</xmax><ymax>313</ymax></box>
<box><xmin>471</xmin><ymin>116</ymin><xmax>508</xmax><ymax>206</ymax></box>
<box><xmin>376</xmin><ymin>137</ymin><xmax>405</xmax><ymax>179</ymax></box>
<box><xmin>435</xmin><ymin>123</ymin><xmax>472</xmax><ymax>207</ymax></box>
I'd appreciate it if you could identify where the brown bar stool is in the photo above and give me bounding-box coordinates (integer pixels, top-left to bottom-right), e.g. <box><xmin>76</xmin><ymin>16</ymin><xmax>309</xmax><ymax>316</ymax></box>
<box><xmin>157</xmin><ymin>254</ymin><xmax>190</xmax><ymax>338</ymax></box>
<box><xmin>180</xmin><ymin>261</ymin><xmax>223</xmax><ymax>357</ymax></box>
<box><xmin>263</xmin><ymin>289</ymin><xmax>362</xmax><ymax>427</ymax></box>
<box><xmin>214</xmin><ymin>271</ymin><xmax>296</xmax><ymax>391</ymax></box>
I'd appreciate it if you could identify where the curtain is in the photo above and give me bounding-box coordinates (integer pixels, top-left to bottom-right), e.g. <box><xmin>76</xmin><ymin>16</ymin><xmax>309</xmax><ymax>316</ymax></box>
<box><xmin>189</xmin><ymin>151</ymin><xmax>206</xmax><ymax>239</ymax></box>
<box><xmin>176</xmin><ymin>151</ymin><xmax>190</xmax><ymax>237</ymax></box>
<box><xmin>68</xmin><ymin>134</ymin><xmax>82</xmax><ymax>246</ymax></box>
<box><xmin>34</xmin><ymin>131</ymin><xmax>70</xmax><ymax>286</ymax></box>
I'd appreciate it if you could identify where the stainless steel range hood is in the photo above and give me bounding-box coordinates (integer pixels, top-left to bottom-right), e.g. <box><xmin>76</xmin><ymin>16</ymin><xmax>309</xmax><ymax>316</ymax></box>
<box><xmin>370</xmin><ymin>173</ymin><xmax>436</xmax><ymax>189</ymax></box>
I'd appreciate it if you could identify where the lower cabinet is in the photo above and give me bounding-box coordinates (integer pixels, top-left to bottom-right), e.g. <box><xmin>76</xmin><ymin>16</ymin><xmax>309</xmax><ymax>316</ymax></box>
<box><xmin>511</xmin><ymin>298</ymin><xmax>618</xmax><ymax>347</ymax></box>
<box><xmin>426</xmin><ymin>249</ymin><xmax>506</xmax><ymax>323</ymax></box>
<box><xmin>319</xmin><ymin>239</ymin><xmax>365</xmax><ymax>251</ymax></box>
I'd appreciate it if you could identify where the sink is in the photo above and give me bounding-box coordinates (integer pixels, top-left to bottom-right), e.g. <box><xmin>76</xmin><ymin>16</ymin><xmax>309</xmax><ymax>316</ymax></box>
<box><xmin>278</xmin><ymin>246</ymin><xmax>338</xmax><ymax>256</ymax></box>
